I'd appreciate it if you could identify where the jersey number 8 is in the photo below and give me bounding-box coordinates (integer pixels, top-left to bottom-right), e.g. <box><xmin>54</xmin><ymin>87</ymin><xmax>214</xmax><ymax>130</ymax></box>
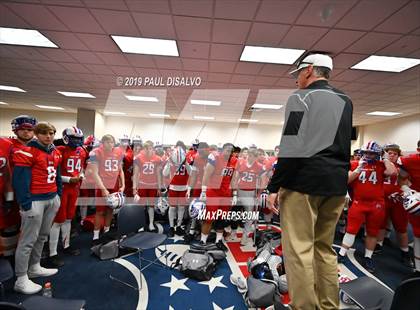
<box><xmin>47</xmin><ymin>166</ymin><xmax>57</xmax><ymax>184</ymax></box>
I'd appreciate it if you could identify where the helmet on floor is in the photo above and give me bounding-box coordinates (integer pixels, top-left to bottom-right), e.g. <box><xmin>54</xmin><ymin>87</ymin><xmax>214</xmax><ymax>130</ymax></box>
<box><xmin>189</xmin><ymin>199</ymin><xmax>206</xmax><ymax>219</ymax></box>
<box><xmin>156</xmin><ymin>197</ymin><xmax>170</xmax><ymax>215</ymax></box>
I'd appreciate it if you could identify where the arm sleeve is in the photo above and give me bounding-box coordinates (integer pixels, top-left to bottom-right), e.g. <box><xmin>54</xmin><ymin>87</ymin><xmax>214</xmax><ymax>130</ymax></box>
<box><xmin>56</xmin><ymin>165</ymin><xmax>63</xmax><ymax>196</ymax></box>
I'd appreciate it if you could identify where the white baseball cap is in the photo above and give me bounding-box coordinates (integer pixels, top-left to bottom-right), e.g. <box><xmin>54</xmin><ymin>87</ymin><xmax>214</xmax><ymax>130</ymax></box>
<box><xmin>289</xmin><ymin>54</ymin><xmax>333</xmax><ymax>76</ymax></box>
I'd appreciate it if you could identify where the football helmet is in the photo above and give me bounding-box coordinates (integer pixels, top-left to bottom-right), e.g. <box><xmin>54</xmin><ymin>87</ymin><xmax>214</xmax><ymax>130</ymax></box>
<box><xmin>189</xmin><ymin>199</ymin><xmax>206</xmax><ymax>219</ymax></box>
<box><xmin>402</xmin><ymin>190</ymin><xmax>420</xmax><ymax>215</ymax></box>
<box><xmin>156</xmin><ymin>197</ymin><xmax>170</xmax><ymax>215</ymax></box>
<box><xmin>170</xmin><ymin>146</ymin><xmax>186</xmax><ymax>165</ymax></box>
<box><xmin>131</xmin><ymin>135</ymin><xmax>142</xmax><ymax>146</ymax></box>
<box><xmin>62</xmin><ymin>127</ymin><xmax>84</xmax><ymax>148</ymax></box>
<box><xmin>106</xmin><ymin>192</ymin><xmax>125</xmax><ymax>210</ymax></box>
<box><xmin>258</xmin><ymin>190</ymin><xmax>269</xmax><ymax>210</ymax></box>
<box><xmin>361</xmin><ymin>140</ymin><xmax>382</xmax><ymax>163</ymax></box>
<box><xmin>119</xmin><ymin>134</ymin><xmax>130</xmax><ymax>146</ymax></box>
<box><xmin>11</xmin><ymin>115</ymin><xmax>37</xmax><ymax>132</ymax></box>
<box><xmin>251</xmin><ymin>262</ymin><xmax>274</xmax><ymax>281</ymax></box>
<box><xmin>191</xmin><ymin>139</ymin><xmax>200</xmax><ymax>150</ymax></box>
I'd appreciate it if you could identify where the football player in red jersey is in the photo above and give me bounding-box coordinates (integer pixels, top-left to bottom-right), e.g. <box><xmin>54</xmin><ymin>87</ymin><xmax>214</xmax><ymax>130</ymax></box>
<box><xmin>88</xmin><ymin>135</ymin><xmax>125</xmax><ymax>242</ymax></box>
<box><xmin>376</xmin><ymin>144</ymin><xmax>413</xmax><ymax>267</ymax></box>
<box><xmin>398</xmin><ymin>140</ymin><xmax>420</xmax><ymax>275</ymax></box>
<box><xmin>12</xmin><ymin>123</ymin><xmax>62</xmax><ymax>294</ymax></box>
<box><xmin>232</xmin><ymin>148</ymin><xmax>266</xmax><ymax>245</ymax></box>
<box><xmin>199</xmin><ymin>143</ymin><xmax>237</xmax><ymax>251</ymax></box>
<box><xmin>47</xmin><ymin>127</ymin><xmax>86</xmax><ymax>267</ymax></box>
<box><xmin>133</xmin><ymin>141</ymin><xmax>163</xmax><ymax>232</ymax></box>
<box><xmin>163</xmin><ymin>142</ymin><xmax>192</xmax><ymax>237</ymax></box>
<box><xmin>338</xmin><ymin>141</ymin><xmax>397</xmax><ymax>272</ymax></box>
<box><xmin>0</xmin><ymin>137</ymin><xmax>14</xmax><ymax>253</ymax></box>
<box><xmin>119</xmin><ymin>135</ymin><xmax>134</xmax><ymax>198</ymax></box>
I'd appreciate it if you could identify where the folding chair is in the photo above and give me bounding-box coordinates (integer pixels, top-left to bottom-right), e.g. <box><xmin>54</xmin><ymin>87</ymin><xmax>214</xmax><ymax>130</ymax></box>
<box><xmin>110</xmin><ymin>204</ymin><xmax>168</xmax><ymax>290</ymax></box>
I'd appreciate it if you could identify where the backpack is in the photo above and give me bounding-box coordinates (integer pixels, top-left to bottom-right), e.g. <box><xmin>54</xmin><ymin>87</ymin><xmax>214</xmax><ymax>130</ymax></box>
<box><xmin>90</xmin><ymin>231</ymin><xmax>135</xmax><ymax>260</ymax></box>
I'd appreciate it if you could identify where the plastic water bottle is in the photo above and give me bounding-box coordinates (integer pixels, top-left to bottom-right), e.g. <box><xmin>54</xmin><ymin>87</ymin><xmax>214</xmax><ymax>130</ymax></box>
<box><xmin>42</xmin><ymin>282</ymin><xmax>52</xmax><ymax>298</ymax></box>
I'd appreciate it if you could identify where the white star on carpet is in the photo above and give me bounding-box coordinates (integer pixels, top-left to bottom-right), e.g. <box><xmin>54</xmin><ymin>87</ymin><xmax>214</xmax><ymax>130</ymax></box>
<box><xmin>161</xmin><ymin>275</ymin><xmax>190</xmax><ymax>296</ymax></box>
<box><xmin>199</xmin><ymin>275</ymin><xmax>227</xmax><ymax>293</ymax></box>
<box><xmin>212</xmin><ymin>302</ymin><xmax>234</xmax><ymax>310</ymax></box>
<box><xmin>169</xmin><ymin>234</ymin><xmax>185</xmax><ymax>243</ymax></box>
<box><xmin>169</xmin><ymin>306</ymin><xmax>174</xmax><ymax>310</ymax></box>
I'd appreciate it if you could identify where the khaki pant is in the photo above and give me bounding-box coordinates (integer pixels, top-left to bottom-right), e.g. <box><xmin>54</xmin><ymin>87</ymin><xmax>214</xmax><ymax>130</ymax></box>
<box><xmin>279</xmin><ymin>189</ymin><xmax>345</xmax><ymax>310</ymax></box>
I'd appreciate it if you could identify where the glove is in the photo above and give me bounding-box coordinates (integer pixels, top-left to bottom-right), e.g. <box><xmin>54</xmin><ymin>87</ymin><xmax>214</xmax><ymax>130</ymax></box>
<box><xmin>355</xmin><ymin>158</ymin><xmax>367</xmax><ymax>173</ymax></box>
<box><xmin>133</xmin><ymin>194</ymin><xmax>141</xmax><ymax>203</ymax></box>
<box><xmin>232</xmin><ymin>191</ymin><xmax>238</xmax><ymax>206</ymax></box>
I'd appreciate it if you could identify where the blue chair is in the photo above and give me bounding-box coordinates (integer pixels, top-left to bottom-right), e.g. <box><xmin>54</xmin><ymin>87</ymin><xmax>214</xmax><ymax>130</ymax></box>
<box><xmin>110</xmin><ymin>204</ymin><xmax>168</xmax><ymax>290</ymax></box>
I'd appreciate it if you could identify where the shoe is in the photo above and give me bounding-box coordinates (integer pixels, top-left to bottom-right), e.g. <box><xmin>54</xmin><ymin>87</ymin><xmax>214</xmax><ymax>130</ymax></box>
<box><xmin>337</xmin><ymin>254</ymin><xmax>347</xmax><ymax>264</ymax></box>
<box><xmin>14</xmin><ymin>277</ymin><xmax>42</xmax><ymax>294</ymax></box>
<box><xmin>230</xmin><ymin>275</ymin><xmax>247</xmax><ymax>293</ymax></box>
<box><xmin>216</xmin><ymin>240</ymin><xmax>228</xmax><ymax>252</ymax></box>
<box><xmin>364</xmin><ymin>257</ymin><xmax>375</xmax><ymax>273</ymax></box>
<box><xmin>373</xmin><ymin>244</ymin><xmax>383</xmax><ymax>254</ymax></box>
<box><xmin>401</xmin><ymin>251</ymin><xmax>414</xmax><ymax>268</ymax></box>
<box><xmin>28</xmin><ymin>265</ymin><xmax>58</xmax><ymax>278</ymax></box>
<box><xmin>184</xmin><ymin>233</ymin><xmax>194</xmax><ymax>243</ymax></box>
<box><xmin>46</xmin><ymin>255</ymin><xmax>64</xmax><ymax>268</ymax></box>
<box><xmin>175</xmin><ymin>226</ymin><xmax>185</xmax><ymax>236</ymax></box>
<box><xmin>63</xmin><ymin>245</ymin><xmax>81</xmax><ymax>256</ymax></box>
<box><xmin>168</xmin><ymin>227</ymin><xmax>175</xmax><ymax>237</ymax></box>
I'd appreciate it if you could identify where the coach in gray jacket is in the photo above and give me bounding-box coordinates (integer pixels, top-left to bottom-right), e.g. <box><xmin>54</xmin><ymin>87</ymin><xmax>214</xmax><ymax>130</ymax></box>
<box><xmin>267</xmin><ymin>54</ymin><xmax>353</xmax><ymax>310</ymax></box>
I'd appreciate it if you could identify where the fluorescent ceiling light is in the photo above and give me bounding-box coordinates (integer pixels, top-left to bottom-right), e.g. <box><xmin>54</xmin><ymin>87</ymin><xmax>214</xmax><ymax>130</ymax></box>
<box><xmin>0</xmin><ymin>85</ymin><xmax>26</xmax><ymax>92</ymax></box>
<box><xmin>149</xmin><ymin>113</ymin><xmax>170</xmax><ymax>118</ymax></box>
<box><xmin>238</xmin><ymin>119</ymin><xmax>258</xmax><ymax>123</ymax></box>
<box><xmin>0</xmin><ymin>101</ymin><xmax>8</xmax><ymax>105</ymax></box>
<box><xmin>57</xmin><ymin>91</ymin><xmax>95</xmax><ymax>98</ymax></box>
<box><xmin>366</xmin><ymin>111</ymin><xmax>402</xmax><ymax>116</ymax></box>
<box><xmin>191</xmin><ymin>99</ymin><xmax>221</xmax><ymax>106</ymax></box>
<box><xmin>240</xmin><ymin>46</ymin><xmax>305</xmax><ymax>64</ymax></box>
<box><xmin>193</xmin><ymin>116</ymin><xmax>215</xmax><ymax>120</ymax></box>
<box><xmin>104</xmin><ymin>111</ymin><xmax>126</xmax><ymax>115</ymax></box>
<box><xmin>351</xmin><ymin>55</ymin><xmax>420</xmax><ymax>73</ymax></box>
<box><xmin>0</xmin><ymin>27</ymin><xmax>58</xmax><ymax>48</ymax></box>
<box><xmin>125</xmin><ymin>95</ymin><xmax>159</xmax><ymax>102</ymax></box>
<box><xmin>112</xmin><ymin>35</ymin><xmax>179</xmax><ymax>57</ymax></box>
<box><xmin>251</xmin><ymin>103</ymin><xmax>283</xmax><ymax>110</ymax></box>
<box><xmin>35</xmin><ymin>105</ymin><xmax>64</xmax><ymax>110</ymax></box>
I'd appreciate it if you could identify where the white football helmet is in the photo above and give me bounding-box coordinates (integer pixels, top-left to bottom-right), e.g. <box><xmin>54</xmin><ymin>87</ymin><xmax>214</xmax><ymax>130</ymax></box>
<box><xmin>189</xmin><ymin>199</ymin><xmax>206</xmax><ymax>219</ymax></box>
<box><xmin>258</xmin><ymin>190</ymin><xmax>269</xmax><ymax>210</ymax></box>
<box><xmin>131</xmin><ymin>135</ymin><xmax>142</xmax><ymax>146</ymax></box>
<box><xmin>402</xmin><ymin>190</ymin><xmax>420</xmax><ymax>215</ymax></box>
<box><xmin>106</xmin><ymin>192</ymin><xmax>125</xmax><ymax>210</ymax></box>
<box><xmin>119</xmin><ymin>134</ymin><xmax>130</xmax><ymax>146</ymax></box>
<box><xmin>156</xmin><ymin>197</ymin><xmax>170</xmax><ymax>215</ymax></box>
<box><xmin>170</xmin><ymin>146</ymin><xmax>186</xmax><ymax>165</ymax></box>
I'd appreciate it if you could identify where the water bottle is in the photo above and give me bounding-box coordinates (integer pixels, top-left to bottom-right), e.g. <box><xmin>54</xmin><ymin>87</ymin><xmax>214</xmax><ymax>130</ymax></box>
<box><xmin>42</xmin><ymin>282</ymin><xmax>52</xmax><ymax>298</ymax></box>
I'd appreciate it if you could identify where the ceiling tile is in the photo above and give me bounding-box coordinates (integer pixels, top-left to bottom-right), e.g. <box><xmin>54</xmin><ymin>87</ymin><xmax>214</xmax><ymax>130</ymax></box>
<box><xmin>210</xmin><ymin>44</ymin><xmax>243</xmax><ymax>61</ymax></box>
<box><xmin>234</xmin><ymin>62</ymin><xmax>263</xmax><ymax>75</ymax></box>
<box><xmin>209</xmin><ymin>60</ymin><xmax>236</xmax><ymax>73</ymax></box>
<box><xmin>35</xmin><ymin>60</ymin><xmax>66</xmax><ymax>72</ymax></box>
<box><xmin>333</xmin><ymin>70</ymin><xmax>369</xmax><ymax>82</ymax></box>
<box><xmin>259</xmin><ymin>64</ymin><xmax>290</xmax><ymax>77</ymax></box>
<box><xmin>7</xmin><ymin>46</ymin><xmax>50</xmax><ymax>61</ymax></box>
<box><xmin>336</xmin><ymin>0</ymin><xmax>408</xmax><ymax>30</ymax></box>
<box><xmin>208</xmin><ymin>72</ymin><xmax>231</xmax><ymax>83</ymax></box>
<box><xmin>125</xmin><ymin>0</ymin><xmax>170</xmax><ymax>14</ymax></box>
<box><xmin>296</xmin><ymin>0</ymin><xmax>357</xmax><ymax>27</ymax></box>
<box><xmin>39</xmin><ymin>49</ymin><xmax>76</xmax><ymax>62</ymax></box>
<box><xmin>178</xmin><ymin>41</ymin><xmax>210</xmax><ymax>59</ymax></box>
<box><xmin>333</xmin><ymin>53</ymin><xmax>367</xmax><ymax>69</ymax></box>
<box><xmin>345</xmin><ymin>32</ymin><xmax>401</xmax><ymax>54</ymax></box>
<box><xmin>171</xmin><ymin>0</ymin><xmax>213</xmax><ymax>18</ymax></box>
<box><xmin>132</xmin><ymin>13</ymin><xmax>175</xmax><ymax>39</ymax></box>
<box><xmin>256</xmin><ymin>0</ymin><xmax>308</xmax><ymax>24</ymax></box>
<box><xmin>154</xmin><ymin>57</ymin><xmax>182</xmax><ymax>70</ymax></box>
<box><xmin>110</xmin><ymin>66</ymin><xmax>137</xmax><ymax>76</ymax></box>
<box><xmin>281</xmin><ymin>26</ymin><xmax>328</xmax><ymax>49</ymax></box>
<box><xmin>182</xmin><ymin>58</ymin><xmax>209</xmax><ymax>71</ymax></box>
<box><xmin>125</xmin><ymin>54</ymin><xmax>156</xmax><ymax>68</ymax></box>
<box><xmin>247</xmin><ymin>23</ymin><xmax>289</xmax><ymax>46</ymax></box>
<box><xmin>85</xmin><ymin>64</ymin><xmax>114</xmax><ymax>75</ymax></box>
<box><xmin>83</xmin><ymin>0</ymin><xmax>128</xmax><ymax>10</ymax></box>
<box><xmin>135</xmin><ymin>68</ymin><xmax>160</xmax><ymax>76</ymax></box>
<box><xmin>91</xmin><ymin>9</ymin><xmax>139</xmax><ymax>36</ymax></box>
<box><xmin>375</xmin><ymin>1</ymin><xmax>420</xmax><ymax>33</ymax></box>
<box><xmin>61</xmin><ymin>62</ymin><xmax>90</xmax><ymax>73</ymax></box>
<box><xmin>96</xmin><ymin>52</ymin><xmax>130</xmax><ymax>66</ymax></box>
<box><xmin>212</xmin><ymin>20</ymin><xmax>251</xmax><ymax>44</ymax></box>
<box><xmin>275</xmin><ymin>77</ymin><xmax>296</xmax><ymax>88</ymax></box>
<box><xmin>0</xmin><ymin>3</ymin><xmax>30</xmax><ymax>28</ymax></box>
<box><xmin>40</xmin><ymin>0</ymin><xmax>84</xmax><ymax>6</ymax></box>
<box><xmin>378</xmin><ymin>35</ymin><xmax>420</xmax><ymax>57</ymax></box>
<box><xmin>48</xmin><ymin>6</ymin><xmax>104</xmax><ymax>33</ymax></box>
<box><xmin>312</xmin><ymin>29</ymin><xmax>366</xmax><ymax>53</ymax></box>
<box><xmin>215</xmin><ymin>0</ymin><xmax>259</xmax><ymax>20</ymax></box>
<box><xmin>66</xmin><ymin>50</ymin><xmax>104</xmax><ymax>64</ymax></box>
<box><xmin>42</xmin><ymin>31</ymin><xmax>88</xmax><ymax>50</ymax></box>
<box><xmin>254</xmin><ymin>76</ymin><xmax>278</xmax><ymax>86</ymax></box>
<box><xmin>173</xmin><ymin>16</ymin><xmax>212</xmax><ymax>41</ymax></box>
<box><xmin>6</xmin><ymin>2</ymin><xmax>68</xmax><ymax>31</ymax></box>
<box><xmin>231</xmin><ymin>74</ymin><xmax>255</xmax><ymax>84</ymax></box>
<box><xmin>77</xmin><ymin>34</ymin><xmax>120</xmax><ymax>52</ymax></box>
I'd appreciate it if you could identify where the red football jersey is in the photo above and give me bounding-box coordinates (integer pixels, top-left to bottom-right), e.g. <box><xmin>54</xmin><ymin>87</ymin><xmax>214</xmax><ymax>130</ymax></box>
<box><xmin>168</xmin><ymin>163</ymin><xmax>190</xmax><ymax>190</ymax></box>
<box><xmin>9</xmin><ymin>138</ymin><xmax>28</xmax><ymax>169</ymax></box>
<box><xmin>207</xmin><ymin>152</ymin><xmax>237</xmax><ymax>191</ymax></box>
<box><xmin>264</xmin><ymin>156</ymin><xmax>277</xmax><ymax>172</ymax></box>
<box><xmin>12</xmin><ymin>145</ymin><xmax>62</xmax><ymax>195</ymax></box>
<box><xmin>237</xmin><ymin>160</ymin><xmax>265</xmax><ymax>190</ymax></box>
<box><xmin>123</xmin><ymin>147</ymin><xmax>134</xmax><ymax>185</ymax></box>
<box><xmin>134</xmin><ymin>151</ymin><xmax>162</xmax><ymax>187</ymax></box>
<box><xmin>186</xmin><ymin>149</ymin><xmax>197</xmax><ymax>164</ymax></box>
<box><xmin>191</xmin><ymin>154</ymin><xmax>207</xmax><ymax>189</ymax></box>
<box><xmin>88</xmin><ymin>146</ymin><xmax>124</xmax><ymax>189</ymax></box>
<box><xmin>57</xmin><ymin>145</ymin><xmax>87</xmax><ymax>179</ymax></box>
<box><xmin>349</xmin><ymin>160</ymin><xmax>386</xmax><ymax>202</ymax></box>
<box><xmin>0</xmin><ymin>138</ymin><xmax>13</xmax><ymax>196</ymax></box>
<box><xmin>383</xmin><ymin>162</ymin><xmax>400</xmax><ymax>197</ymax></box>
<box><xmin>399</xmin><ymin>154</ymin><xmax>420</xmax><ymax>191</ymax></box>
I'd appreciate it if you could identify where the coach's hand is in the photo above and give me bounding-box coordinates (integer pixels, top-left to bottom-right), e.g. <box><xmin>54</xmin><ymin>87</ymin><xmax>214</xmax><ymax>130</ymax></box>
<box><xmin>268</xmin><ymin>193</ymin><xmax>279</xmax><ymax>215</ymax></box>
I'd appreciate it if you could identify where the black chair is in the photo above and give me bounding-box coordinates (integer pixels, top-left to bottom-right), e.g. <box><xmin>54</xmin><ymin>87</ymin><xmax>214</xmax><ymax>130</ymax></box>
<box><xmin>340</xmin><ymin>275</ymin><xmax>420</xmax><ymax>310</ymax></box>
<box><xmin>0</xmin><ymin>302</ymin><xmax>25</xmax><ymax>310</ymax></box>
<box><xmin>0</xmin><ymin>259</ymin><xmax>14</xmax><ymax>299</ymax></box>
<box><xmin>110</xmin><ymin>204</ymin><xmax>168</xmax><ymax>290</ymax></box>
<box><xmin>22</xmin><ymin>296</ymin><xmax>85</xmax><ymax>310</ymax></box>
